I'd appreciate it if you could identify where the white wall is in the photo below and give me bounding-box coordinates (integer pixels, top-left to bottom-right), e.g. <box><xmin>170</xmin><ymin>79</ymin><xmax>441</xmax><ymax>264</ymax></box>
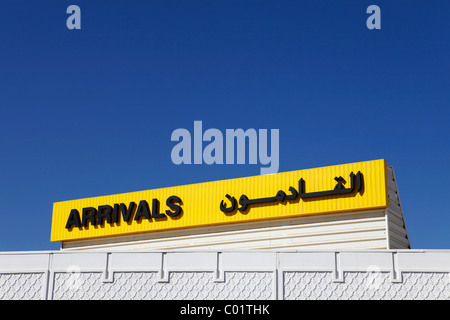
<box><xmin>0</xmin><ymin>250</ymin><xmax>448</xmax><ymax>300</ymax></box>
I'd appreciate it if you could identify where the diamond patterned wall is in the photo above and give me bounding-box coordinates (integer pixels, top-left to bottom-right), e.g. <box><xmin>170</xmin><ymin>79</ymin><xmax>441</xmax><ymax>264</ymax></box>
<box><xmin>284</xmin><ymin>272</ymin><xmax>450</xmax><ymax>300</ymax></box>
<box><xmin>52</xmin><ymin>272</ymin><xmax>273</xmax><ymax>300</ymax></box>
<box><xmin>0</xmin><ymin>273</ymin><xmax>43</xmax><ymax>300</ymax></box>
<box><xmin>0</xmin><ymin>251</ymin><xmax>449</xmax><ymax>300</ymax></box>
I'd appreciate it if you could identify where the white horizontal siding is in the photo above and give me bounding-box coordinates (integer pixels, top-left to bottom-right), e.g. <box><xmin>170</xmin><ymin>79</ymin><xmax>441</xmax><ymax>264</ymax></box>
<box><xmin>62</xmin><ymin>210</ymin><xmax>388</xmax><ymax>251</ymax></box>
<box><xmin>386</xmin><ymin>166</ymin><xmax>410</xmax><ymax>249</ymax></box>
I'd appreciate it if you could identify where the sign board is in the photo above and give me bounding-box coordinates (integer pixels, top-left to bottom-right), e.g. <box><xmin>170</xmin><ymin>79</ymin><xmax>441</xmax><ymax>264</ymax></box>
<box><xmin>51</xmin><ymin>159</ymin><xmax>388</xmax><ymax>242</ymax></box>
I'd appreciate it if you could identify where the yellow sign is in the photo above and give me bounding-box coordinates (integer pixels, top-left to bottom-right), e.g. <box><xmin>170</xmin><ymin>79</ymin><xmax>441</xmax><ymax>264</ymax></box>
<box><xmin>50</xmin><ymin>159</ymin><xmax>388</xmax><ymax>242</ymax></box>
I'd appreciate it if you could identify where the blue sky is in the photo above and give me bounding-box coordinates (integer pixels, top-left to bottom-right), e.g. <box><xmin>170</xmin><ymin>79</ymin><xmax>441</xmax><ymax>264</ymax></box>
<box><xmin>0</xmin><ymin>1</ymin><xmax>448</xmax><ymax>251</ymax></box>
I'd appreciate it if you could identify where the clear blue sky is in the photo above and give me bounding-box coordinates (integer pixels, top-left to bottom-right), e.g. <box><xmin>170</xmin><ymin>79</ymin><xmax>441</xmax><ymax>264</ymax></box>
<box><xmin>0</xmin><ymin>1</ymin><xmax>448</xmax><ymax>251</ymax></box>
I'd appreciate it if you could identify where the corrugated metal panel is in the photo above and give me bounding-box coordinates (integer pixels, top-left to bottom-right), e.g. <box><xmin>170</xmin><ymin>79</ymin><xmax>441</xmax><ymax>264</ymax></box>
<box><xmin>386</xmin><ymin>166</ymin><xmax>410</xmax><ymax>249</ymax></box>
<box><xmin>52</xmin><ymin>159</ymin><xmax>388</xmax><ymax>242</ymax></box>
<box><xmin>62</xmin><ymin>209</ymin><xmax>388</xmax><ymax>251</ymax></box>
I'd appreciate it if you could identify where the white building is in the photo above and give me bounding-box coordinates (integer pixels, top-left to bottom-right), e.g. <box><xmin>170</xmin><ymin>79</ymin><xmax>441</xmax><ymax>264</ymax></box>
<box><xmin>1</xmin><ymin>160</ymin><xmax>449</xmax><ymax>300</ymax></box>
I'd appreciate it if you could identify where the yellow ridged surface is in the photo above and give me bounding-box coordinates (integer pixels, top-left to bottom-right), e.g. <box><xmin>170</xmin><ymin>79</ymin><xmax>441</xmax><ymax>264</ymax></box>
<box><xmin>51</xmin><ymin>159</ymin><xmax>388</xmax><ymax>242</ymax></box>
